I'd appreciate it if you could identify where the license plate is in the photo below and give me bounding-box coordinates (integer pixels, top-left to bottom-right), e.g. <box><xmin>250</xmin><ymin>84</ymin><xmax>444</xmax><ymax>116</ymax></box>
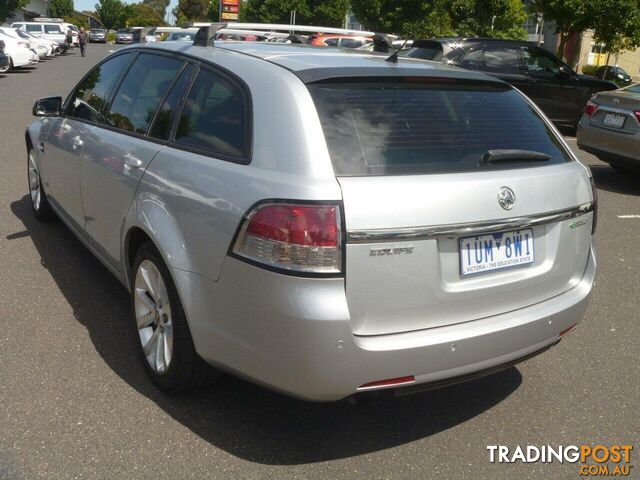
<box><xmin>602</xmin><ymin>113</ymin><xmax>626</xmax><ymax>129</ymax></box>
<box><xmin>459</xmin><ymin>229</ymin><xmax>534</xmax><ymax>276</ymax></box>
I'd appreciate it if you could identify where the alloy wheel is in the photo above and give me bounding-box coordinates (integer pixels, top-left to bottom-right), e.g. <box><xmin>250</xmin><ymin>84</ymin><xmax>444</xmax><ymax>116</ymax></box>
<box><xmin>134</xmin><ymin>260</ymin><xmax>174</xmax><ymax>374</ymax></box>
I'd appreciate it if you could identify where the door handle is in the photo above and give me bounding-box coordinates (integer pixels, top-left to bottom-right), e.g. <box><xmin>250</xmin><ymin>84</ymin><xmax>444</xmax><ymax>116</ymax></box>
<box><xmin>71</xmin><ymin>136</ymin><xmax>83</xmax><ymax>150</ymax></box>
<box><xmin>123</xmin><ymin>154</ymin><xmax>143</xmax><ymax>169</ymax></box>
<box><xmin>38</xmin><ymin>142</ymin><xmax>45</xmax><ymax>153</ymax></box>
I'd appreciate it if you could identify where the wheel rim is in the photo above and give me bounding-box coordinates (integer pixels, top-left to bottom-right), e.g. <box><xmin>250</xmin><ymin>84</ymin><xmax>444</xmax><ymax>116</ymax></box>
<box><xmin>134</xmin><ymin>260</ymin><xmax>173</xmax><ymax>374</ymax></box>
<box><xmin>28</xmin><ymin>152</ymin><xmax>41</xmax><ymax>211</ymax></box>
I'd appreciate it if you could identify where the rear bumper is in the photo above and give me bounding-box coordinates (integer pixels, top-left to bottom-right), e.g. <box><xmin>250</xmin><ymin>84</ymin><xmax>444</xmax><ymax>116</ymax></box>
<box><xmin>577</xmin><ymin>115</ymin><xmax>640</xmax><ymax>167</ymax></box>
<box><xmin>174</xmin><ymin>247</ymin><xmax>596</xmax><ymax>402</ymax></box>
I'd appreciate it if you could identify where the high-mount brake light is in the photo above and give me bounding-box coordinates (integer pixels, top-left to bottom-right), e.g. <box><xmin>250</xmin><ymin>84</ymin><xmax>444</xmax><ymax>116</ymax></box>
<box><xmin>232</xmin><ymin>202</ymin><xmax>342</xmax><ymax>274</ymax></box>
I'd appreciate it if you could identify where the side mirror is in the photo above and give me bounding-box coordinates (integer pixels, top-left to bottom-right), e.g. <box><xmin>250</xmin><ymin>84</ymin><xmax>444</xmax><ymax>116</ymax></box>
<box><xmin>32</xmin><ymin>96</ymin><xmax>62</xmax><ymax>117</ymax></box>
<box><xmin>558</xmin><ymin>65</ymin><xmax>574</xmax><ymax>78</ymax></box>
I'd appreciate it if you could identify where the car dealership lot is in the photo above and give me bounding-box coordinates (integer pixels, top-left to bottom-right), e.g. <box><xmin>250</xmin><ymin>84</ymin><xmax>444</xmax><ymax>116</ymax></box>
<box><xmin>0</xmin><ymin>43</ymin><xmax>638</xmax><ymax>479</ymax></box>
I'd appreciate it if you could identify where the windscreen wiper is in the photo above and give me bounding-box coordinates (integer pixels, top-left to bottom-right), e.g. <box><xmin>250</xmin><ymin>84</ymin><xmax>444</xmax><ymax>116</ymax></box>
<box><xmin>480</xmin><ymin>149</ymin><xmax>551</xmax><ymax>166</ymax></box>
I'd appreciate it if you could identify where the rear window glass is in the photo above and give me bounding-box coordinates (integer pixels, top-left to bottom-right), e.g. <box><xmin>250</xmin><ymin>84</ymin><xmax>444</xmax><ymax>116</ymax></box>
<box><xmin>308</xmin><ymin>80</ymin><xmax>571</xmax><ymax>175</ymax></box>
<box><xmin>44</xmin><ymin>24</ymin><xmax>62</xmax><ymax>34</ymax></box>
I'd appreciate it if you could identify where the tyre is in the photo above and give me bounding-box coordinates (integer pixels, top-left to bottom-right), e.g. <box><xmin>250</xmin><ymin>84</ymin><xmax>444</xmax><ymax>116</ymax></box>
<box><xmin>28</xmin><ymin>149</ymin><xmax>55</xmax><ymax>220</ymax></box>
<box><xmin>131</xmin><ymin>242</ymin><xmax>218</xmax><ymax>392</ymax></box>
<box><xmin>0</xmin><ymin>57</ymin><xmax>12</xmax><ymax>73</ymax></box>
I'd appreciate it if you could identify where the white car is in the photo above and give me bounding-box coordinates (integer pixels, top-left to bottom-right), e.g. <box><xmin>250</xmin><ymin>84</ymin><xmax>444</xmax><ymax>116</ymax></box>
<box><xmin>0</xmin><ymin>27</ymin><xmax>46</xmax><ymax>58</ymax></box>
<box><xmin>11</xmin><ymin>22</ymin><xmax>67</xmax><ymax>49</ymax></box>
<box><xmin>0</xmin><ymin>30</ymin><xmax>38</xmax><ymax>71</ymax></box>
<box><xmin>15</xmin><ymin>29</ymin><xmax>58</xmax><ymax>56</ymax></box>
<box><xmin>62</xmin><ymin>23</ymin><xmax>79</xmax><ymax>46</ymax></box>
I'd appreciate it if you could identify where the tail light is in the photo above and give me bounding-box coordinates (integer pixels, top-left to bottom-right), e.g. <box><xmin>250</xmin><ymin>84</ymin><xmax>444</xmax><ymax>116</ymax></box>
<box><xmin>584</xmin><ymin>99</ymin><xmax>598</xmax><ymax>117</ymax></box>
<box><xmin>589</xmin><ymin>174</ymin><xmax>598</xmax><ymax>235</ymax></box>
<box><xmin>634</xmin><ymin>111</ymin><xmax>640</xmax><ymax>123</ymax></box>
<box><xmin>232</xmin><ymin>202</ymin><xmax>342</xmax><ymax>274</ymax></box>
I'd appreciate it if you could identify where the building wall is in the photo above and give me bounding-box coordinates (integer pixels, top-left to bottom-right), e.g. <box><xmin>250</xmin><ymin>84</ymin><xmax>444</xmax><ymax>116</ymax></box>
<box><xmin>5</xmin><ymin>0</ymin><xmax>49</xmax><ymax>23</ymax></box>
<box><xmin>573</xmin><ymin>31</ymin><xmax>640</xmax><ymax>80</ymax></box>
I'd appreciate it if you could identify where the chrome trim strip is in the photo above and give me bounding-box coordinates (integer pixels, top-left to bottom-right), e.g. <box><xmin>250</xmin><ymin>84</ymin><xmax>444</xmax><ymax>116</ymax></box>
<box><xmin>347</xmin><ymin>203</ymin><xmax>594</xmax><ymax>244</ymax></box>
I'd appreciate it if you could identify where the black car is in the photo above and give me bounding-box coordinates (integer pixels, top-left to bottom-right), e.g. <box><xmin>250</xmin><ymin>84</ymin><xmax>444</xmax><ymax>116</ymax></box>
<box><xmin>594</xmin><ymin>66</ymin><xmax>632</xmax><ymax>84</ymax></box>
<box><xmin>402</xmin><ymin>38</ymin><xmax>618</xmax><ymax>127</ymax></box>
<box><xmin>0</xmin><ymin>40</ymin><xmax>9</xmax><ymax>73</ymax></box>
<box><xmin>88</xmin><ymin>29</ymin><xmax>107</xmax><ymax>43</ymax></box>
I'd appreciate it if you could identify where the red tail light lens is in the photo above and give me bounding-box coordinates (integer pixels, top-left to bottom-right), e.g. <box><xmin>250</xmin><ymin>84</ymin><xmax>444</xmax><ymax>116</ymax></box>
<box><xmin>634</xmin><ymin>111</ymin><xmax>640</xmax><ymax>123</ymax></box>
<box><xmin>584</xmin><ymin>99</ymin><xmax>598</xmax><ymax>117</ymax></box>
<box><xmin>232</xmin><ymin>203</ymin><xmax>342</xmax><ymax>274</ymax></box>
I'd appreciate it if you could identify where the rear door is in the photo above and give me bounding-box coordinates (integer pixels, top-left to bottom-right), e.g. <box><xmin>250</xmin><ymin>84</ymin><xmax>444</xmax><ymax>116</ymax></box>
<box><xmin>309</xmin><ymin>78</ymin><xmax>594</xmax><ymax>336</ymax></box>
<box><xmin>79</xmin><ymin>52</ymin><xmax>187</xmax><ymax>268</ymax></box>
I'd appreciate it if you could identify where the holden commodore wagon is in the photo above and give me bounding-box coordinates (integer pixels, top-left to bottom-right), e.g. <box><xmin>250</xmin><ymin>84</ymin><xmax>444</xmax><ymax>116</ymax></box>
<box><xmin>26</xmin><ymin>33</ymin><xmax>597</xmax><ymax>401</ymax></box>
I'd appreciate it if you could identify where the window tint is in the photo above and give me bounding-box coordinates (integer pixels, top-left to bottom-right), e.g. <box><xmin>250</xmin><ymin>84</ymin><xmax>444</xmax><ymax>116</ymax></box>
<box><xmin>149</xmin><ymin>63</ymin><xmax>196</xmax><ymax>140</ymax></box>
<box><xmin>522</xmin><ymin>47</ymin><xmax>563</xmax><ymax>76</ymax></box>
<box><xmin>482</xmin><ymin>45</ymin><xmax>522</xmax><ymax>74</ymax></box>
<box><xmin>67</xmin><ymin>53</ymin><xmax>133</xmax><ymax>123</ymax></box>
<box><xmin>106</xmin><ymin>53</ymin><xmax>184</xmax><ymax>134</ymax></box>
<box><xmin>26</xmin><ymin>24</ymin><xmax>41</xmax><ymax>33</ymax></box>
<box><xmin>339</xmin><ymin>38</ymin><xmax>363</xmax><ymax>48</ymax></box>
<box><xmin>323</xmin><ymin>38</ymin><xmax>338</xmax><ymax>47</ymax></box>
<box><xmin>449</xmin><ymin>45</ymin><xmax>485</xmax><ymax>70</ymax></box>
<box><xmin>44</xmin><ymin>24</ymin><xmax>62</xmax><ymax>34</ymax></box>
<box><xmin>309</xmin><ymin>81</ymin><xmax>571</xmax><ymax>176</ymax></box>
<box><xmin>174</xmin><ymin>68</ymin><xmax>249</xmax><ymax>160</ymax></box>
<box><xmin>625</xmin><ymin>84</ymin><xmax>640</xmax><ymax>93</ymax></box>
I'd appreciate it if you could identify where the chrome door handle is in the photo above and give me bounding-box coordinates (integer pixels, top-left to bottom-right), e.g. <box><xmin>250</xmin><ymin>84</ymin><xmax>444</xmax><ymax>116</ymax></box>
<box><xmin>71</xmin><ymin>136</ymin><xmax>83</xmax><ymax>150</ymax></box>
<box><xmin>123</xmin><ymin>154</ymin><xmax>143</xmax><ymax>169</ymax></box>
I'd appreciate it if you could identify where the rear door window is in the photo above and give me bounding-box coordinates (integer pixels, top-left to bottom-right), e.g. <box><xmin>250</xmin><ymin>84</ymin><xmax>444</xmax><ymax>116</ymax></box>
<box><xmin>26</xmin><ymin>24</ymin><xmax>42</xmax><ymax>33</ymax></box>
<box><xmin>173</xmin><ymin>67</ymin><xmax>250</xmax><ymax>162</ymax></box>
<box><xmin>106</xmin><ymin>53</ymin><xmax>184</xmax><ymax>134</ymax></box>
<box><xmin>481</xmin><ymin>45</ymin><xmax>523</xmax><ymax>74</ymax></box>
<box><xmin>522</xmin><ymin>46</ymin><xmax>564</xmax><ymax>78</ymax></box>
<box><xmin>149</xmin><ymin>63</ymin><xmax>196</xmax><ymax>140</ymax></box>
<box><xmin>308</xmin><ymin>80</ymin><xmax>571</xmax><ymax>175</ymax></box>
<box><xmin>44</xmin><ymin>24</ymin><xmax>62</xmax><ymax>34</ymax></box>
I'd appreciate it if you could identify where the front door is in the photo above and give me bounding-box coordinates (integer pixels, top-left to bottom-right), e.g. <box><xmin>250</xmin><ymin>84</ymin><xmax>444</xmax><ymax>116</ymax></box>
<box><xmin>80</xmin><ymin>52</ymin><xmax>186</xmax><ymax>268</ymax></box>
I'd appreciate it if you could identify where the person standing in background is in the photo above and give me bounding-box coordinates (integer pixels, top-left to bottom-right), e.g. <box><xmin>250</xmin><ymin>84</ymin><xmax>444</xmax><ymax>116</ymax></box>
<box><xmin>78</xmin><ymin>27</ymin><xmax>88</xmax><ymax>57</ymax></box>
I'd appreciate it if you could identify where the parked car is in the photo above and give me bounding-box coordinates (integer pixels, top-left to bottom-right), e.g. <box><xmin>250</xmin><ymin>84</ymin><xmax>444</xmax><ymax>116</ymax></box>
<box><xmin>62</xmin><ymin>23</ymin><xmax>79</xmax><ymax>46</ymax></box>
<box><xmin>15</xmin><ymin>28</ymin><xmax>59</xmax><ymax>56</ymax></box>
<box><xmin>144</xmin><ymin>27</ymin><xmax>157</xmax><ymax>43</ymax></box>
<box><xmin>88</xmin><ymin>29</ymin><xmax>107</xmax><ymax>43</ymax></box>
<box><xmin>27</xmin><ymin>40</ymin><xmax>596</xmax><ymax>401</ymax></box>
<box><xmin>402</xmin><ymin>38</ymin><xmax>618</xmax><ymax>127</ymax></box>
<box><xmin>0</xmin><ymin>27</ymin><xmax>44</xmax><ymax>59</ymax></box>
<box><xmin>0</xmin><ymin>40</ymin><xmax>10</xmax><ymax>72</ymax></box>
<box><xmin>309</xmin><ymin>34</ymin><xmax>372</xmax><ymax>49</ymax></box>
<box><xmin>577</xmin><ymin>82</ymin><xmax>640</xmax><ymax>173</ymax></box>
<box><xmin>594</xmin><ymin>65</ymin><xmax>632</xmax><ymax>84</ymax></box>
<box><xmin>11</xmin><ymin>22</ymin><xmax>68</xmax><ymax>50</ymax></box>
<box><xmin>165</xmin><ymin>30</ymin><xmax>196</xmax><ymax>42</ymax></box>
<box><xmin>115</xmin><ymin>29</ymin><xmax>134</xmax><ymax>44</ymax></box>
<box><xmin>0</xmin><ymin>30</ymin><xmax>38</xmax><ymax>72</ymax></box>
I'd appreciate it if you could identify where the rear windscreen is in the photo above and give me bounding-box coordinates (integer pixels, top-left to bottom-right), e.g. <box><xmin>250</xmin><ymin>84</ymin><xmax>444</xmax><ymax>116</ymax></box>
<box><xmin>308</xmin><ymin>80</ymin><xmax>572</xmax><ymax>175</ymax></box>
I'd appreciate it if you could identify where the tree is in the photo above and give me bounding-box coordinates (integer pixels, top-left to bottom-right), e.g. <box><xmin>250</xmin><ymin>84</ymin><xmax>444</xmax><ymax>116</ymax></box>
<box><xmin>207</xmin><ymin>0</ymin><xmax>219</xmax><ymax>21</ymax></box>
<box><xmin>243</xmin><ymin>0</ymin><xmax>348</xmax><ymax>27</ymax></box>
<box><xmin>96</xmin><ymin>0</ymin><xmax>126</xmax><ymax>29</ymax></box>
<box><xmin>0</xmin><ymin>0</ymin><xmax>29</xmax><ymax>23</ymax></box>
<box><xmin>126</xmin><ymin>2</ymin><xmax>166</xmax><ymax>25</ymax></box>
<box><xmin>350</xmin><ymin>0</ymin><xmax>527</xmax><ymax>39</ymax></box>
<box><xmin>589</xmin><ymin>0</ymin><xmax>640</xmax><ymax>65</ymax></box>
<box><xmin>143</xmin><ymin>0</ymin><xmax>170</xmax><ymax>20</ymax></box>
<box><xmin>531</xmin><ymin>0</ymin><xmax>592</xmax><ymax>60</ymax></box>
<box><xmin>49</xmin><ymin>0</ymin><xmax>75</xmax><ymax>18</ymax></box>
<box><xmin>175</xmin><ymin>0</ymin><xmax>209</xmax><ymax>21</ymax></box>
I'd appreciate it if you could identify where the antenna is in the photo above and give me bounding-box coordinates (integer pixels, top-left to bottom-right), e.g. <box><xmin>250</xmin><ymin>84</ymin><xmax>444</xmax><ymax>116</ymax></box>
<box><xmin>385</xmin><ymin>38</ymin><xmax>409</xmax><ymax>64</ymax></box>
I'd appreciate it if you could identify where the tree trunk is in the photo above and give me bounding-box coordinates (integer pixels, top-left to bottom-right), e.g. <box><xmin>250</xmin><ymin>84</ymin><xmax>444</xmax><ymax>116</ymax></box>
<box><xmin>605</xmin><ymin>52</ymin><xmax>611</xmax><ymax>66</ymax></box>
<box><xmin>558</xmin><ymin>32</ymin><xmax>569</xmax><ymax>62</ymax></box>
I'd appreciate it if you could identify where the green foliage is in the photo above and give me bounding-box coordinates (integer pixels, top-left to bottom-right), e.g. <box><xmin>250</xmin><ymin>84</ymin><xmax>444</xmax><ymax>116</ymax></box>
<box><xmin>126</xmin><ymin>2</ymin><xmax>166</xmax><ymax>26</ymax></box>
<box><xmin>49</xmin><ymin>0</ymin><xmax>75</xmax><ymax>18</ymax></box>
<box><xmin>243</xmin><ymin>0</ymin><xmax>348</xmax><ymax>27</ymax></box>
<box><xmin>207</xmin><ymin>0</ymin><xmax>219</xmax><ymax>21</ymax></box>
<box><xmin>349</xmin><ymin>0</ymin><xmax>527</xmax><ymax>38</ymax></box>
<box><xmin>175</xmin><ymin>0</ymin><xmax>209</xmax><ymax>21</ymax></box>
<box><xmin>64</xmin><ymin>12</ymin><xmax>90</xmax><ymax>28</ymax></box>
<box><xmin>142</xmin><ymin>0</ymin><xmax>170</xmax><ymax>20</ymax></box>
<box><xmin>581</xmin><ymin>64</ymin><xmax>598</xmax><ymax>76</ymax></box>
<box><xmin>0</xmin><ymin>0</ymin><xmax>29</xmax><ymax>23</ymax></box>
<box><xmin>531</xmin><ymin>0</ymin><xmax>592</xmax><ymax>58</ymax></box>
<box><xmin>589</xmin><ymin>0</ymin><xmax>640</xmax><ymax>57</ymax></box>
<box><xmin>96</xmin><ymin>0</ymin><xmax>126</xmax><ymax>29</ymax></box>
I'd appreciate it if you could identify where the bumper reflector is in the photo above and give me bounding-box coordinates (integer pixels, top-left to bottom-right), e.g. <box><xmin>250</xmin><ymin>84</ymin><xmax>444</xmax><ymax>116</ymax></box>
<box><xmin>357</xmin><ymin>375</ymin><xmax>415</xmax><ymax>391</ymax></box>
<box><xmin>559</xmin><ymin>323</ymin><xmax>578</xmax><ymax>337</ymax></box>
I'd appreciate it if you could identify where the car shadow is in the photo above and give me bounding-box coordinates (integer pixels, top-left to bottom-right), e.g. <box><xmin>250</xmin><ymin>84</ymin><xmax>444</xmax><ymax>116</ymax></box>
<box><xmin>587</xmin><ymin>164</ymin><xmax>640</xmax><ymax>196</ymax></box>
<box><xmin>9</xmin><ymin>195</ymin><xmax>523</xmax><ymax>465</ymax></box>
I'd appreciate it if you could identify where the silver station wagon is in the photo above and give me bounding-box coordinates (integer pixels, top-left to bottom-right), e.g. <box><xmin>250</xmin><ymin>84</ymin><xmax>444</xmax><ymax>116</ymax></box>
<box><xmin>26</xmin><ymin>28</ymin><xmax>597</xmax><ymax>401</ymax></box>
